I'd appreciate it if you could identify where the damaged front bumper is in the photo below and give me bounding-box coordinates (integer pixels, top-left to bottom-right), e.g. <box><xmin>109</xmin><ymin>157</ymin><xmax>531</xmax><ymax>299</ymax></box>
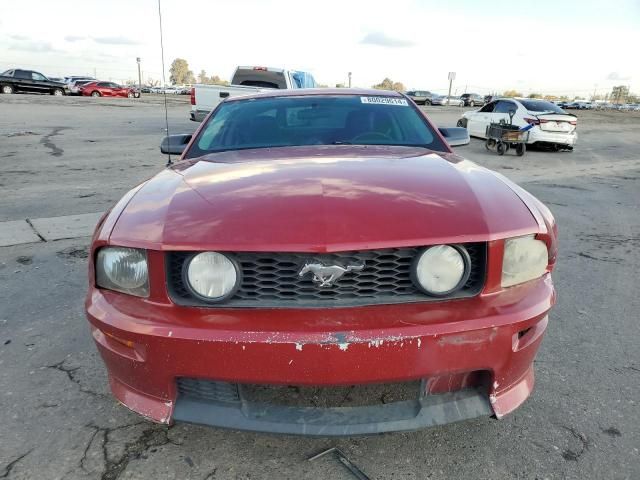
<box><xmin>86</xmin><ymin>275</ymin><xmax>554</xmax><ymax>435</ymax></box>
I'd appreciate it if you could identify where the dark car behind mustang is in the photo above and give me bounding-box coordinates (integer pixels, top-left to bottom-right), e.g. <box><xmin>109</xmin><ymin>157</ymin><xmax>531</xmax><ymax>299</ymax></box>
<box><xmin>86</xmin><ymin>89</ymin><xmax>557</xmax><ymax>435</ymax></box>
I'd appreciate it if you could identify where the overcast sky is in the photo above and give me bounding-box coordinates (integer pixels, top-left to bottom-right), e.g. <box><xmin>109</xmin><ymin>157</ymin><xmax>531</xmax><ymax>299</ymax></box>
<box><xmin>1</xmin><ymin>0</ymin><xmax>638</xmax><ymax>96</ymax></box>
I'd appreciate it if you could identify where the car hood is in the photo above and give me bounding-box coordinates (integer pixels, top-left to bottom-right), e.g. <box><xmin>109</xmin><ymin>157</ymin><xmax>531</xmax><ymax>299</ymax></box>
<box><xmin>109</xmin><ymin>145</ymin><xmax>538</xmax><ymax>251</ymax></box>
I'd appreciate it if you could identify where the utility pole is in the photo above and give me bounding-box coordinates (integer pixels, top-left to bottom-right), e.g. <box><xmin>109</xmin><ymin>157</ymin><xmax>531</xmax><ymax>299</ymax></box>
<box><xmin>447</xmin><ymin>72</ymin><xmax>456</xmax><ymax>99</ymax></box>
<box><xmin>136</xmin><ymin>57</ymin><xmax>142</xmax><ymax>89</ymax></box>
<box><xmin>348</xmin><ymin>72</ymin><xmax>352</xmax><ymax>88</ymax></box>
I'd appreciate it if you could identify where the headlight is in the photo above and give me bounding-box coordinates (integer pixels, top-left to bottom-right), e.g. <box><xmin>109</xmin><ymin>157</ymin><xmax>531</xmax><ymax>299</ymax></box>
<box><xmin>501</xmin><ymin>235</ymin><xmax>548</xmax><ymax>288</ymax></box>
<box><xmin>96</xmin><ymin>247</ymin><xmax>148</xmax><ymax>297</ymax></box>
<box><xmin>185</xmin><ymin>252</ymin><xmax>239</xmax><ymax>301</ymax></box>
<box><xmin>413</xmin><ymin>245</ymin><xmax>470</xmax><ymax>296</ymax></box>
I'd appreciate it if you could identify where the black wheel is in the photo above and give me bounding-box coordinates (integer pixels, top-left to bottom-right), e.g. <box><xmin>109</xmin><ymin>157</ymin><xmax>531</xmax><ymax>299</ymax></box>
<box><xmin>134</xmin><ymin>91</ymin><xmax>140</xmax><ymax>98</ymax></box>
<box><xmin>424</xmin><ymin>100</ymin><xmax>431</xmax><ymax>106</ymax></box>
<box><xmin>516</xmin><ymin>143</ymin><xmax>526</xmax><ymax>156</ymax></box>
<box><xmin>1</xmin><ymin>85</ymin><xmax>14</xmax><ymax>94</ymax></box>
<box><xmin>91</xmin><ymin>91</ymin><xmax>101</xmax><ymax>97</ymax></box>
<box><xmin>456</xmin><ymin>119</ymin><xmax>466</xmax><ymax>128</ymax></box>
<box><xmin>486</xmin><ymin>139</ymin><xmax>496</xmax><ymax>150</ymax></box>
<box><xmin>469</xmin><ymin>100</ymin><xmax>475</xmax><ymax>107</ymax></box>
<box><xmin>51</xmin><ymin>88</ymin><xmax>64</xmax><ymax>96</ymax></box>
<box><xmin>497</xmin><ymin>142</ymin><xmax>506</xmax><ymax>155</ymax></box>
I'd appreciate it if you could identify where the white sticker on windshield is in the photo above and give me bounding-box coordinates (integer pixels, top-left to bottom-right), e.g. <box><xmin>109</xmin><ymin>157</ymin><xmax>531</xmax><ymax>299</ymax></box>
<box><xmin>360</xmin><ymin>96</ymin><xmax>409</xmax><ymax>106</ymax></box>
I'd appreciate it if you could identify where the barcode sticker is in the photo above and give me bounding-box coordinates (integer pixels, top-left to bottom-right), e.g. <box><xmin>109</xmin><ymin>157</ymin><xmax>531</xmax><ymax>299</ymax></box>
<box><xmin>360</xmin><ymin>97</ymin><xmax>409</xmax><ymax>106</ymax></box>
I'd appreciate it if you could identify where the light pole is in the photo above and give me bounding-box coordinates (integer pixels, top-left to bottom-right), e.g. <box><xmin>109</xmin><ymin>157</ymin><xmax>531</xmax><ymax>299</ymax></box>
<box><xmin>348</xmin><ymin>72</ymin><xmax>352</xmax><ymax>88</ymax></box>
<box><xmin>447</xmin><ymin>72</ymin><xmax>456</xmax><ymax>101</ymax></box>
<box><xmin>136</xmin><ymin>57</ymin><xmax>142</xmax><ymax>89</ymax></box>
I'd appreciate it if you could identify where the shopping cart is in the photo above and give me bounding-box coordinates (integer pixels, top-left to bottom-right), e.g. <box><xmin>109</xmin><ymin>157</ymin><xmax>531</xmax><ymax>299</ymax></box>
<box><xmin>485</xmin><ymin>112</ymin><xmax>532</xmax><ymax>156</ymax></box>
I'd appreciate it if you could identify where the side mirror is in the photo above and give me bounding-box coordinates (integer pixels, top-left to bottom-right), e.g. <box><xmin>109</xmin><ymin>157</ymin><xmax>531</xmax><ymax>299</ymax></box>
<box><xmin>438</xmin><ymin>127</ymin><xmax>470</xmax><ymax>147</ymax></box>
<box><xmin>160</xmin><ymin>134</ymin><xmax>192</xmax><ymax>155</ymax></box>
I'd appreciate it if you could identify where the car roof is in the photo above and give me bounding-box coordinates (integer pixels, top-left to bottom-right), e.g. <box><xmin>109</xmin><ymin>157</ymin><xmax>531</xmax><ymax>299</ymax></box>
<box><xmin>224</xmin><ymin>87</ymin><xmax>404</xmax><ymax>102</ymax></box>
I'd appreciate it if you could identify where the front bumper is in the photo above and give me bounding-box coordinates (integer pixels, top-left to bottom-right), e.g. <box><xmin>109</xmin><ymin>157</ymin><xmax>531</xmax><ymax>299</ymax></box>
<box><xmin>86</xmin><ymin>275</ymin><xmax>554</xmax><ymax>434</ymax></box>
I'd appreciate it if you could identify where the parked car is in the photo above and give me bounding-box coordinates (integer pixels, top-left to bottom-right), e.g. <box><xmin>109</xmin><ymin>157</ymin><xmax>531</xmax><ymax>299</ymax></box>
<box><xmin>405</xmin><ymin>90</ymin><xmax>436</xmax><ymax>105</ymax></box>
<box><xmin>432</xmin><ymin>95</ymin><xmax>464</xmax><ymax>106</ymax></box>
<box><xmin>79</xmin><ymin>81</ymin><xmax>140</xmax><ymax>98</ymax></box>
<box><xmin>64</xmin><ymin>75</ymin><xmax>95</xmax><ymax>87</ymax></box>
<box><xmin>69</xmin><ymin>79</ymin><xmax>94</xmax><ymax>95</ymax></box>
<box><xmin>191</xmin><ymin>66</ymin><xmax>317</xmax><ymax>121</ymax></box>
<box><xmin>459</xmin><ymin>98</ymin><xmax>577</xmax><ymax>150</ymax></box>
<box><xmin>460</xmin><ymin>93</ymin><xmax>484</xmax><ymax>107</ymax></box>
<box><xmin>0</xmin><ymin>69</ymin><xmax>67</xmax><ymax>95</ymax></box>
<box><xmin>86</xmin><ymin>88</ymin><xmax>557</xmax><ymax>435</ymax></box>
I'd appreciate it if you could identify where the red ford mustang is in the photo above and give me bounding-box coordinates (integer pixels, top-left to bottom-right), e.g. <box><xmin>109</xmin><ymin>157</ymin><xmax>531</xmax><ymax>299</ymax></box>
<box><xmin>85</xmin><ymin>89</ymin><xmax>557</xmax><ymax>435</ymax></box>
<box><xmin>79</xmin><ymin>81</ymin><xmax>139</xmax><ymax>98</ymax></box>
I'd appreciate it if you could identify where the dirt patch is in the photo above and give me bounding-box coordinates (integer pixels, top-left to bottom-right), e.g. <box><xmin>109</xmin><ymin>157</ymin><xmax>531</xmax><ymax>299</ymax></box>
<box><xmin>6</xmin><ymin>131</ymin><xmax>39</xmax><ymax>137</ymax></box>
<box><xmin>16</xmin><ymin>255</ymin><xmax>33</xmax><ymax>265</ymax></box>
<box><xmin>56</xmin><ymin>246</ymin><xmax>89</xmax><ymax>259</ymax></box>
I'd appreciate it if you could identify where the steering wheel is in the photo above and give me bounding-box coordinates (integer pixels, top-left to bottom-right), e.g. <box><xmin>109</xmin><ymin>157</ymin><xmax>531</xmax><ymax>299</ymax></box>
<box><xmin>350</xmin><ymin>132</ymin><xmax>393</xmax><ymax>143</ymax></box>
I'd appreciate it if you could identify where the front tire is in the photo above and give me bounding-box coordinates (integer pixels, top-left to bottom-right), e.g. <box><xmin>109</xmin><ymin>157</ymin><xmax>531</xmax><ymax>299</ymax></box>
<box><xmin>497</xmin><ymin>142</ymin><xmax>506</xmax><ymax>155</ymax></box>
<box><xmin>52</xmin><ymin>88</ymin><xmax>64</xmax><ymax>96</ymax></box>
<box><xmin>1</xmin><ymin>85</ymin><xmax>14</xmax><ymax>94</ymax></box>
<box><xmin>469</xmin><ymin>101</ymin><xmax>475</xmax><ymax>107</ymax></box>
<box><xmin>91</xmin><ymin>91</ymin><xmax>101</xmax><ymax>97</ymax></box>
<box><xmin>516</xmin><ymin>143</ymin><xmax>526</xmax><ymax>156</ymax></box>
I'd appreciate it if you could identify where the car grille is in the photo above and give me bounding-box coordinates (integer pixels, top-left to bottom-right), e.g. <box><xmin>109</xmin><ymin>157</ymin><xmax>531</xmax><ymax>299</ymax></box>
<box><xmin>166</xmin><ymin>244</ymin><xmax>486</xmax><ymax>308</ymax></box>
<box><xmin>176</xmin><ymin>378</ymin><xmax>422</xmax><ymax>408</ymax></box>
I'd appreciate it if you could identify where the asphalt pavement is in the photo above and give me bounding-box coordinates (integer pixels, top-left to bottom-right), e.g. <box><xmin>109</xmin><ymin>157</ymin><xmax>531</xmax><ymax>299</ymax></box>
<box><xmin>0</xmin><ymin>94</ymin><xmax>638</xmax><ymax>479</ymax></box>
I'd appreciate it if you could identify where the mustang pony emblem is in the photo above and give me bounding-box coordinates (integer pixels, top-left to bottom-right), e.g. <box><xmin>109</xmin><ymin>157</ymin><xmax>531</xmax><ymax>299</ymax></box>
<box><xmin>298</xmin><ymin>262</ymin><xmax>365</xmax><ymax>288</ymax></box>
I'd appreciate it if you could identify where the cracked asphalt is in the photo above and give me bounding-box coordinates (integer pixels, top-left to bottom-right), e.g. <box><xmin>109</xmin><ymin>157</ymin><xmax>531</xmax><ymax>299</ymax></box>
<box><xmin>1</xmin><ymin>95</ymin><xmax>639</xmax><ymax>479</ymax></box>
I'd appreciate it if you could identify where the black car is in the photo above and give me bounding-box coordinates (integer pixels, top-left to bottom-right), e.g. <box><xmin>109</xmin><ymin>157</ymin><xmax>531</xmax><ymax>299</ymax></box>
<box><xmin>460</xmin><ymin>93</ymin><xmax>484</xmax><ymax>107</ymax></box>
<box><xmin>405</xmin><ymin>90</ymin><xmax>436</xmax><ymax>105</ymax></box>
<box><xmin>0</xmin><ymin>69</ymin><xmax>67</xmax><ymax>95</ymax></box>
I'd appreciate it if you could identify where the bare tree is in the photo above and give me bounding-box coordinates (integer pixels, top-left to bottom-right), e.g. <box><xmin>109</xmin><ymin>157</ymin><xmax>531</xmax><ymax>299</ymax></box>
<box><xmin>372</xmin><ymin>78</ymin><xmax>405</xmax><ymax>91</ymax></box>
<box><xmin>611</xmin><ymin>85</ymin><xmax>629</xmax><ymax>104</ymax></box>
<box><xmin>503</xmin><ymin>89</ymin><xmax>523</xmax><ymax>97</ymax></box>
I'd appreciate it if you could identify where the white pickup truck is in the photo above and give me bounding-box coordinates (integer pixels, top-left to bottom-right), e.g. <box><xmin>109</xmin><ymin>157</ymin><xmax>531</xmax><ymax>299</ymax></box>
<box><xmin>189</xmin><ymin>66</ymin><xmax>317</xmax><ymax>121</ymax></box>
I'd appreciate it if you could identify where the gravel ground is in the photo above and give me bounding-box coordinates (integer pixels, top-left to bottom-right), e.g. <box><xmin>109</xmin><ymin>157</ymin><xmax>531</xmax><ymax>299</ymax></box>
<box><xmin>0</xmin><ymin>94</ymin><xmax>639</xmax><ymax>479</ymax></box>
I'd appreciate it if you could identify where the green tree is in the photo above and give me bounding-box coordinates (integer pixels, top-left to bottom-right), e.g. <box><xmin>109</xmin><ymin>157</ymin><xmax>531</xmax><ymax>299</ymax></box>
<box><xmin>169</xmin><ymin>58</ymin><xmax>194</xmax><ymax>85</ymax></box>
<box><xmin>198</xmin><ymin>69</ymin><xmax>208</xmax><ymax>83</ymax></box>
<box><xmin>528</xmin><ymin>93</ymin><xmax>542</xmax><ymax>98</ymax></box>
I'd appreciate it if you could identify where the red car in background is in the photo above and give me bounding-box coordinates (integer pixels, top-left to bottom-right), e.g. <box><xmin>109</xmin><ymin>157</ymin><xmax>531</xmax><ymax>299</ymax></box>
<box><xmin>79</xmin><ymin>81</ymin><xmax>140</xmax><ymax>98</ymax></box>
<box><xmin>86</xmin><ymin>89</ymin><xmax>557</xmax><ymax>435</ymax></box>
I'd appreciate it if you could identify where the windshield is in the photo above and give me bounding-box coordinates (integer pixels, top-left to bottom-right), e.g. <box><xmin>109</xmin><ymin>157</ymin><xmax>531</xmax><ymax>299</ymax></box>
<box><xmin>186</xmin><ymin>95</ymin><xmax>446</xmax><ymax>158</ymax></box>
<box><xmin>519</xmin><ymin>99</ymin><xmax>566</xmax><ymax>113</ymax></box>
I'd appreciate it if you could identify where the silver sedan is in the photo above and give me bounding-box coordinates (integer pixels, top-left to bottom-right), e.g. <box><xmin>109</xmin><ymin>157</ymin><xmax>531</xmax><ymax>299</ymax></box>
<box><xmin>431</xmin><ymin>95</ymin><xmax>464</xmax><ymax>106</ymax></box>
